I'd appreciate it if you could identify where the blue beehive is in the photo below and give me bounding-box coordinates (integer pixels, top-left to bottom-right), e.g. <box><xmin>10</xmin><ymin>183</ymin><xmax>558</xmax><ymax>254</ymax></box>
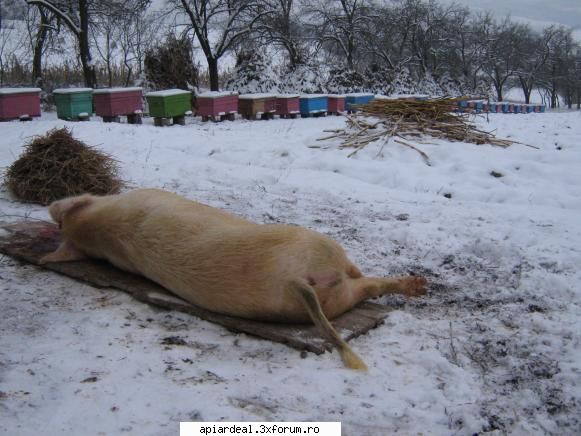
<box><xmin>299</xmin><ymin>94</ymin><xmax>328</xmax><ymax>116</ymax></box>
<box><xmin>500</xmin><ymin>103</ymin><xmax>509</xmax><ymax>113</ymax></box>
<box><xmin>514</xmin><ymin>105</ymin><xmax>521</xmax><ymax>114</ymax></box>
<box><xmin>489</xmin><ymin>103</ymin><xmax>497</xmax><ymax>113</ymax></box>
<box><xmin>474</xmin><ymin>101</ymin><xmax>484</xmax><ymax>113</ymax></box>
<box><xmin>345</xmin><ymin>93</ymin><xmax>374</xmax><ymax>111</ymax></box>
<box><xmin>526</xmin><ymin>105</ymin><xmax>534</xmax><ymax>113</ymax></box>
<box><xmin>458</xmin><ymin>100</ymin><xmax>468</xmax><ymax>112</ymax></box>
<box><xmin>540</xmin><ymin>105</ymin><xmax>546</xmax><ymax>113</ymax></box>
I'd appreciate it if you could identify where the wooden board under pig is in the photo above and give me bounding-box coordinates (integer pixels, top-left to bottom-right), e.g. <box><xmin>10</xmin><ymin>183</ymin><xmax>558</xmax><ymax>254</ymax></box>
<box><xmin>0</xmin><ymin>220</ymin><xmax>392</xmax><ymax>355</ymax></box>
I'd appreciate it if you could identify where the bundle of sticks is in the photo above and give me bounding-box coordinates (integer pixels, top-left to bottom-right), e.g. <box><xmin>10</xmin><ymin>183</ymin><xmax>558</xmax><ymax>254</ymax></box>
<box><xmin>314</xmin><ymin>97</ymin><xmax>535</xmax><ymax>165</ymax></box>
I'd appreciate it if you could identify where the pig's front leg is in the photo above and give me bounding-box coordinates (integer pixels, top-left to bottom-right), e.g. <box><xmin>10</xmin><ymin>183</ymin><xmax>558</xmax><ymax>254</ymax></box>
<box><xmin>39</xmin><ymin>240</ymin><xmax>86</xmax><ymax>264</ymax></box>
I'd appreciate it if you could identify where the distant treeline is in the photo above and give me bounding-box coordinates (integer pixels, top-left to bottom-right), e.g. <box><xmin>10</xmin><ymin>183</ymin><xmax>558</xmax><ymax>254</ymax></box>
<box><xmin>1</xmin><ymin>0</ymin><xmax>579</xmax><ymax>108</ymax></box>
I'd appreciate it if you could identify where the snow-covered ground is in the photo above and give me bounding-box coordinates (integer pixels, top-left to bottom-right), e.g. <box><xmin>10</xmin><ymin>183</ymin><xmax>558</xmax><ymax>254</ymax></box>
<box><xmin>1</xmin><ymin>110</ymin><xmax>580</xmax><ymax>435</ymax></box>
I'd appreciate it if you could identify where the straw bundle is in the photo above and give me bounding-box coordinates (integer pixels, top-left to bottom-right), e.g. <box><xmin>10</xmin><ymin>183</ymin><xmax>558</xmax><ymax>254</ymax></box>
<box><xmin>3</xmin><ymin>127</ymin><xmax>123</xmax><ymax>205</ymax></box>
<box><xmin>315</xmin><ymin>98</ymin><xmax>534</xmax><ymax>164</ymax></box>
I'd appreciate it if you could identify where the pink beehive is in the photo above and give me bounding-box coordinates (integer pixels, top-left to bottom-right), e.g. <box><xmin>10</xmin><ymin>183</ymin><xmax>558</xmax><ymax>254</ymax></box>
<box><xmin>263</xmin><ymin>96</ymin><xmax>277</xmax><ymax>114</ymax></box>
<box><xmin>197</xmin><ymin>91</ymin><xmax>238</xmax><ymax>121</ymax></box>
<box><xmin>93</xmin><ymin>87</ymin><xmax>143</xmax><ymax>120</ymax></box>
<box><xmin>327</xmin><ymin>95</ymin><xmax>346</xmax><ymax>114</ymax></box>
<box><xmin>276</xmin><ymin>94</ymin><xmax>300</xmax><ymax>118</ymax></box>
<box><xmin>0</xmin><ymin>88</ymin><xmax>41</xmax><ymax>121</ymax></box>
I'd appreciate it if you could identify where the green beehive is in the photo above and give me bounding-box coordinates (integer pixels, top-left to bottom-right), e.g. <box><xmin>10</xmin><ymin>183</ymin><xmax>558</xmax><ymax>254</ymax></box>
<box><xmin>53</xmin><ymin>88</ymin><xmax>93</xmax><ymax>120</ymax></box>
<box><xmin>145</xmin><ymin>89</ymin><xmax>192</xmax><ymax>117</ymax></box>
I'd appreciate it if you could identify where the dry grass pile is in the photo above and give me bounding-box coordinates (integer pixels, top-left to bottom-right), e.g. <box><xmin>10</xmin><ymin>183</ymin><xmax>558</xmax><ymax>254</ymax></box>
<box><xmin>3</xmin><ymin>127</ymin><xmax>123</xmax><ymax>205</ymax></box>
<box><xmin>315</xmin><ymin>98</ymin><xmax>536</xmax><ymax>164</ymax></box>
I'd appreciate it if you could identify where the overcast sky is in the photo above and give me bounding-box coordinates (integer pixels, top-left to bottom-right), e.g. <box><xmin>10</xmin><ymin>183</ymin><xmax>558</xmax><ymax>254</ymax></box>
<box><xmin>438</xmin><ymin>0</ymin><xmax>581</xmax><ymax>33</ymax></box>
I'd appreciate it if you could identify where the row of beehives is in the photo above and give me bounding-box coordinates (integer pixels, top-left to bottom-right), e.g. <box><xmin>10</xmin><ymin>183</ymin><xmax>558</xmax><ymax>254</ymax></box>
<box><xmin>0</xmin><ymin>87</ymin><xmax>547</xmax><ymax>124</ymax></box>
<box><xmin>0</xmin><ymin>87</ymin><xmax>376</xmax><ymax>125</ymax></box>
<box><xmin>457</xmin><ymin>100</ymin><xmax>546</xmax><ymax>114</ymax></box>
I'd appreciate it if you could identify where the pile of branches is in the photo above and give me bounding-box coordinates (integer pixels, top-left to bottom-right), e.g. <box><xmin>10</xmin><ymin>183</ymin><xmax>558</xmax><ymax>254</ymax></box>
<box><xmin>3</xmin><ymin>127</ymin><xmax>123</xmax><ymax>205</ymax></box>
<box><xmin>315</xmin><ymin>98</ymin><xmax>534</xmax><ymax>165</ymax></box>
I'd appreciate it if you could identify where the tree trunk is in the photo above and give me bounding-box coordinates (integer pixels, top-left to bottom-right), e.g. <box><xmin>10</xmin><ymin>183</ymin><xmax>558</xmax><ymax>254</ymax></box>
<box><xmin>550</xmin><ymin>83</ymin><xmax>558</xmax><ymax>108</ymax></box>
<box><xmin>287</xmin><ymin>43</ymin><xmax>303</xmax><ymax>69</ymax></box>
<box><xmin>495</xmin><ymin>84</ymin><xmax>503</xmax><ymax>102</ymax></box>
<box><xmin>106</xmin><ymin>32</ymin><xmax>112</xmax><ymax>87</ymax></box>
<box><xmin>79</xmin><ymin>0</ymin><xmax>96</xmax><ymax>88</ymax></box>
<box><xmin>519</xmin><ymin>77</ymin><xmax>532</xmax><ymax>104</ymax></box>
<box><xmin>32</xmin><ymin>8</ymin><xmax>50</xmax><ymax>88</ymax></box>
<box><xmin>346</xmin><ymin>36</ymin><xmax>354</xmax><ymax>70</ymax></box>
<box><xmin>493</xmin><ymin>71</ymin><xmax>503</xmax><ymax>101</ymax></box>
<box><xmin>208</xmin><ymin>57</ymin><xmax>219</xmax><ymax>91</ymax></box>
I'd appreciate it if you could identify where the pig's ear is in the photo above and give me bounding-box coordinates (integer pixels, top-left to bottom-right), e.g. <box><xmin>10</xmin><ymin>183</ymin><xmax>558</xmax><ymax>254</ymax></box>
<box><xmin>49</xmin><ymin>195</ymin><xmax>93</xmax><ymax>224</ymax></box>
<box><xmin>62</xmin><ymin>194</ymin><xmax>93</xmax><ymax>217</ymax></box>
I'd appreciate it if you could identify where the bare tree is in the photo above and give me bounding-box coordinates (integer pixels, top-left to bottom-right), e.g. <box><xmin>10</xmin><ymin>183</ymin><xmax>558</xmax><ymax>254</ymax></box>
<box><xmin>481</xmin><ymin>18</ymin><xmax>525</xmax><ymax>101</ymax></box>
<box><xmin>26</xmin><ymin>0</ymin><xmax>150</xmax><ymax>88</ymax></box>
<box><xmin>306</xmin><ymin>0</ymin><xmax>373</xmax><ymax>70</ymax></box>
<box><xmin>170</xmin><ymin>0</ymin><xmax>273</xmax><ymax>91</ymax></box>
<box><xmin>121</xmin><ymin>10</ymin><xmax>160</xmax><ymax>84</ymax></box>
<box><xmin>361</xmin><ymin>1</ymin><xmax>405</xmax><ymax>70</ymax></box>
<box><xmin>0</xmin><ymin>8</ymin><xmax>28</xmax><ymax>86</ymax></box>
<box><xmin>540</xmin><ymin>27</ymin><xmax>580</xmax><ymax>109</ymax></box>
<box><xmin>446</xmin><ymin>10</ymin><xmax>493</xmax><ymax>93</ymax></box>
<box><xmin>0</xmin><ymin>22</ymin><xmax>14</xmax><ymax>85</ymax></box>
<box><xmin>26</xmin><ymin>0</ymin><xmax>96</xmax><ymax>87</ymax></box>
<box><xmin>255</xmin><ymin>0</ymin><xmax>306</xmax><ymax>68</ymax></box>
<box><xmin>28</xmin><ymin>6</ymin><xmax>57</xmax><ymax>87</ymax></box>
<box><xmin>515</xmin><ymin>25</ymin><xmax>560</xmax><ymax>104</ymax></box>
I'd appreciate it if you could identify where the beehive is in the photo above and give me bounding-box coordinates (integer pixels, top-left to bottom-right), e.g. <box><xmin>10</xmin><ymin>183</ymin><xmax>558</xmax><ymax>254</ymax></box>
<box><xmin>53</xmin><ymin>88</ymin><xmax>93</xmax><ymax>120</ymax></box>
<box><xmin>145</xmin><ymin>89</ymin><xmax>192</xmax><ymax>118</ymax></box>
<box><xmin>238</xmin><ymin>94</ymin><xmax>277</xmax><ymax>119</ymax></box>
<box><xmin>327</xmin><ymin>95</ymin><xmax>346</xmax><ymax>114</ymax></box>
<box><xmin>345</xmin><ymin>93</ymin><xmax>374</xmax><ymax>112</ymax></box>
<box><xmin>197</xmin><ymin>91</ymin><xmax>238</xmax><ymax>120</ymax></box>
<box><xmin>276</xmin><ymin>94</ymin><xmax>300</xmax><ymax>118</ymax></box>
<box><xmin>0</xmin><ymin>88</ymin><xmax>42</xmax><ymax>121</ymax></box>
<box><xmin>299</xmin><ymin>94</ymin><xmax>328</xmax><ymax>116</ymax></box>
<box><xmin>93</xmin><ymin>87</ymin><xmax>143</xmax><ymax>121</ymax></box>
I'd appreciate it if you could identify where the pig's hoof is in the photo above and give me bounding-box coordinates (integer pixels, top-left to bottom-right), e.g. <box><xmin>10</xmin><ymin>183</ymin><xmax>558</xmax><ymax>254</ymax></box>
<box><xmin>38</xmin><ymin>254</ymin><xmax>54</xmax><ymax>264</ymax></box>
<box><xmin>400</xmin><ymin>276</ymin><xmax>428</xmax><ymax>297</ymax></box>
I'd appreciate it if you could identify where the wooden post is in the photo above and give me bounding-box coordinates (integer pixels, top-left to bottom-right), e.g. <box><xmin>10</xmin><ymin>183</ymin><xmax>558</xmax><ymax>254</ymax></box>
<box><xmin>154</xmin><ymin>117</ymin><xmax>171</xmax><ymax>127</ymax></box>
<box><xmin>127</xmin><ymin>114</ymin><xmax>142</xmax><ymax>125</ymax></box>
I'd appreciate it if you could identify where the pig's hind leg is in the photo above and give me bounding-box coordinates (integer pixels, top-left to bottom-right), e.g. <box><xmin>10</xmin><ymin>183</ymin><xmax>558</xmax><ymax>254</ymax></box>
<box><xmin>348</xmin><ymin>275</ymin><xmax>427</xmax><ymax>303</ymax></box>
<box><xmin>309</xmin><ymin>273</ymin><xmax>427</xmax><ymax>320</ymax></box>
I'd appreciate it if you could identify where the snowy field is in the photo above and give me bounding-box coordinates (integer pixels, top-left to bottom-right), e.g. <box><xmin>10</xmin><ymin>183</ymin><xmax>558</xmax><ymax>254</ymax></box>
<box><xmin>1</xmin><ymin>110</ymin><xmax>580</xmax><ymax>435</ymax></box>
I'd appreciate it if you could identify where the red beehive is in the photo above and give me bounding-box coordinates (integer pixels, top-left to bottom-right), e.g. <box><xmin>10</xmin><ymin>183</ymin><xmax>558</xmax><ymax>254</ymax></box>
<box><xmin>0</xmin><ymin>88</ymin><xmax>41</xmax><ymax>121</ymax></box>
<box><xmin>197</xmin><ymin>91</ymin><xmax>239</xmax><ymax>120</ymax></box>
<box><xmin>327</xmin><ymin>95</ymin><xmax>346</xmax><ymax>114</ymax></box>
<box><xmin>93</xmin><ymin>87</ymin><xmax>143</xmax><ymax>119</ymax></box>
<box><xmin>264</xmin><ymin>96</ymin><xmax>277</xmax><ymax>114</ymax></box>
<box><xmin>276</xmin><ymin>94</ymin><xmax>300</xmax><ymax>118</ymax></box>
